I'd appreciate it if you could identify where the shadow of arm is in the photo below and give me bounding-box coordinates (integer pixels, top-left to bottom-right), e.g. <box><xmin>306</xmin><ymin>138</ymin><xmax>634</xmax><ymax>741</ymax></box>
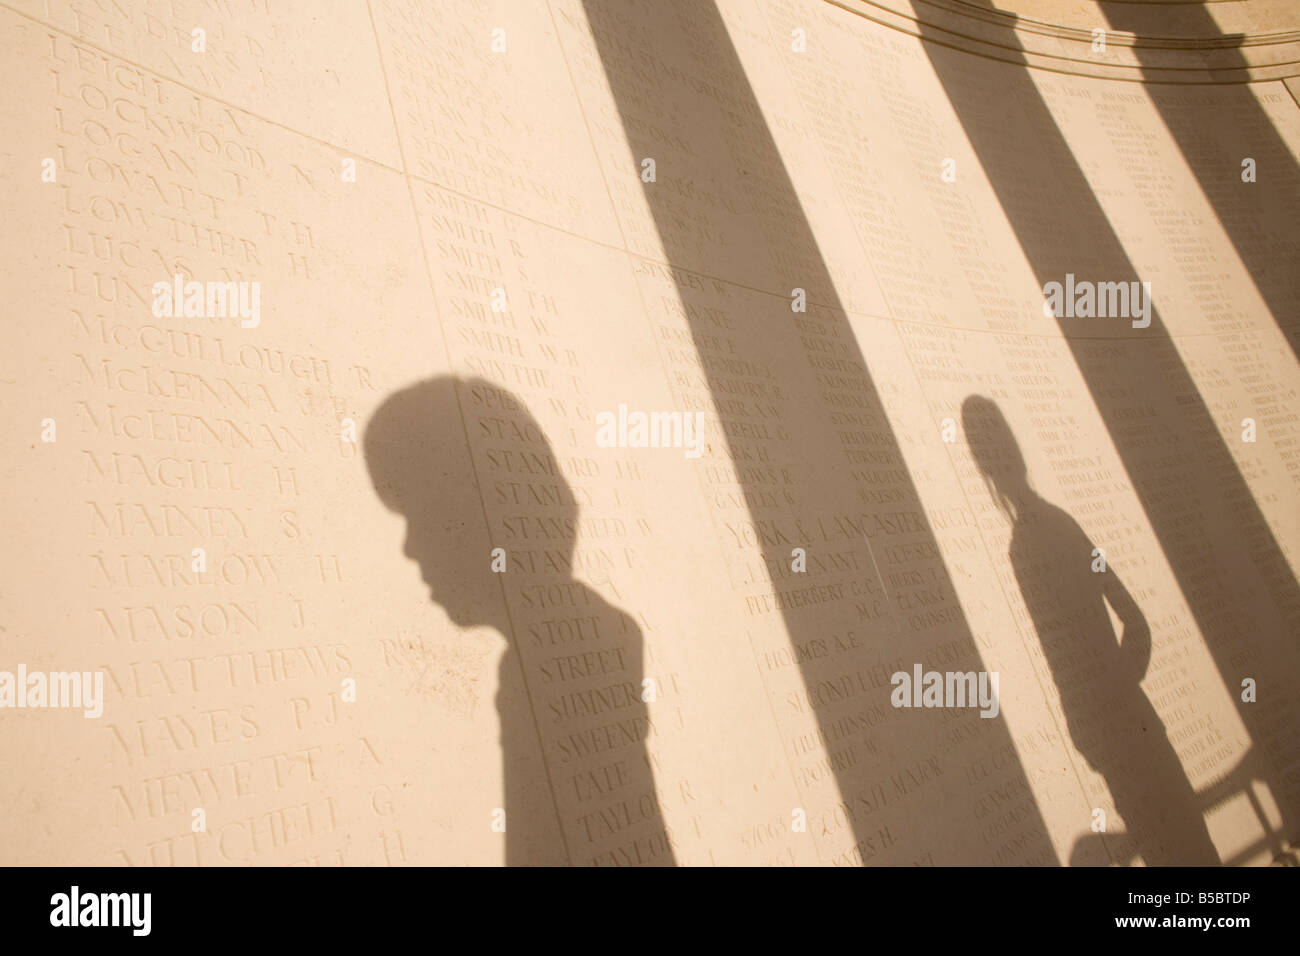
<box><xmin>1101</xmin><ymin>555</ymin><xmax>1152</xmax><ymax>679</ymax></box>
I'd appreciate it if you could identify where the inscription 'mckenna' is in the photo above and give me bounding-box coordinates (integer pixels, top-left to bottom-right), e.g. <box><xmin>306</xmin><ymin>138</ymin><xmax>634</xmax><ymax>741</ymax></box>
<box><xmin>75</xmin><ymin>356</ymin><xmax>280</xmax><ymax>411</ymax></box>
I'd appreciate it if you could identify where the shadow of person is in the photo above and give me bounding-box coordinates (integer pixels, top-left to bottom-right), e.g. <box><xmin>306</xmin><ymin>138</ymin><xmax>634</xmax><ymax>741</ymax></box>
<box><xmin>961</xmin><ymin>395</ymin><xmax>1219</xmax><ymax>865</ymax></box>
<box><xmin>364</xmin><ymin>375</ymin><xmax>676</xmax><ymax>866</ymax></box>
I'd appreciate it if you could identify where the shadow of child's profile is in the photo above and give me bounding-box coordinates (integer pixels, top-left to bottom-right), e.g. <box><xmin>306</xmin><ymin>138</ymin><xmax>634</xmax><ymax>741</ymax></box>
<box><xmin>962</xmin><ymin>395</ymin><xmax>1218</xmax><ymax>865</ymax></box>
<box><xmin>365</xmin><ymin>375</ymin><xmax>676</xmax><ymax>865</ymax></box>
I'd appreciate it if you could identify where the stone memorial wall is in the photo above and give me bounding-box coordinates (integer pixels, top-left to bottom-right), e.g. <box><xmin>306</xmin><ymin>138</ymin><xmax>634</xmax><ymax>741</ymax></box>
<box><xmin>1</xmin><ymin>0</ymin><xmax>1297</xmax><ymax>866</ymax></box>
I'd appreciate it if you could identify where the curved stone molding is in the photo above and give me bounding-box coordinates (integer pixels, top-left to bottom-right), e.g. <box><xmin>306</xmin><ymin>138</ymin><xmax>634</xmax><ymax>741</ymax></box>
<box><xmin>831</xmin><ymin>0</ymin><xmax>1300</xmax><ymax>82</ymax></box>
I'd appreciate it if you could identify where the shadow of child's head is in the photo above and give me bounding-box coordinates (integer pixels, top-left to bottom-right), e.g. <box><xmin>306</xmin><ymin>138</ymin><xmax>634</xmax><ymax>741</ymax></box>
<box><xmin>364</xmin><ymin>376</ymin><xmax>574</xmax><ymax>629</ymax></box>
<box><xmin>962</xmin><ymin>395</ymin><xmax>1031</xmax><ymax>517</ymax></box>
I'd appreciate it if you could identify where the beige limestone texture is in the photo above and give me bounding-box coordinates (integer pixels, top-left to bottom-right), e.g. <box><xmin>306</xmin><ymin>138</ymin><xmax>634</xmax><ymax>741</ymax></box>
<box><xmin>0</xmin><ymin>0</ymin><xmax>1297</xmax><ymax>866</ymax></box>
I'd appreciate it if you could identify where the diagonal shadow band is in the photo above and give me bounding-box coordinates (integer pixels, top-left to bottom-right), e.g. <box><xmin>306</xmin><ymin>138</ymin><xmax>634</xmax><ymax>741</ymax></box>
<box><xmin>1098</xmin><ymin>2</ymin><xmax>1300</xmax><ymax>362</ymax></box>
<box><xmin>905</xmin><ymin>0</ymin><xmax>1300</xmax><ymax>845</ymax></box>
<box><xmin>575</xmin><ymin>0</ymin><xmax>1058</xmax><ymax>863</ymax></box>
